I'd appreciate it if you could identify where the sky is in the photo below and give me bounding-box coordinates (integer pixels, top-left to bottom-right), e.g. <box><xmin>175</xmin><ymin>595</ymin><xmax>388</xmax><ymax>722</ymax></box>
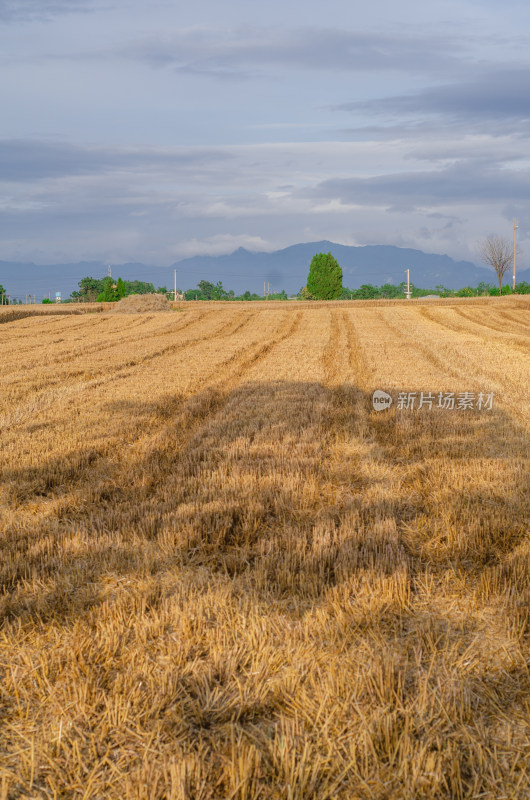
<box><xmin>2</xmin><ymin>0</ymin><xmax>530</xmax><ymax>267</ymax></box>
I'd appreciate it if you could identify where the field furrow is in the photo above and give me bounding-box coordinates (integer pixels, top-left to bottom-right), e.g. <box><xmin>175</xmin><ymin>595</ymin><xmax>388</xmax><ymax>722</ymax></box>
<box><xmin>423</xmin><ymin>306</ymin><xmax>529</xmax><ymax>353</ymax></box>
<box><xmin>0</xmin><ymin>298</ymin><xmax>528</xmax><ymax>800</ymax></box>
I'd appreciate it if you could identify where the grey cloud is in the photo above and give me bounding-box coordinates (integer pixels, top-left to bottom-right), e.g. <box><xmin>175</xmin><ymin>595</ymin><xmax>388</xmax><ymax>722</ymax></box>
<box><xmin>0</xmin><ymin>0</ymin><xmax>97</xmax><ymax>23</ymax></box>
<box><xmin>117</xmin><ymin>27</ymin><xmax>466</xmax><ymax>79</ymax></box>
<box><xmin>337</xmin><ymin>68</ymin><xmax>530</xmax><ymax>124</ymax></box>
<box><xmin>0</xmin><ymin>140</ymin><xmax>233</xmax><ymax>182</ymax></box>
<box><xmin>305</xmin><ymin>160</ymin><xmax>530</xmax><ymax>210</ymax></box>
<box><xmin>3</xmin><ymin>137</ymin><xmax>529</xmax><ymax>268</ymax></box>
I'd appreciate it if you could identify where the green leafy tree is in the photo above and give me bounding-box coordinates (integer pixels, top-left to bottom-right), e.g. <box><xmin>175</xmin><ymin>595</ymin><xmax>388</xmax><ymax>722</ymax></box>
<box><xmin>306</xmin><ymin>252</ymin><xmax>342</xmax><ymax>299</ymax></box>
<box><xmin>355</xmin><ymin>284</ymin><xmax>381</xmax><ymax>299</ymax></box>
<box><xmin>0</xmin><ymin>284</ymin><xmax>8</xmax><ymax>304</ymax></box>
<box><xmin>378</xmin><ymin>283</ymin><xmax>403</xmax><ymax>298</ymax></box>
<box><xmin>184</xmin><ymin>289</ymin><xmax>204</xmax><ymax>300</ymax></box>
<box><xmin>71</xmin><ymin>276</ymin><xmax>105</xmax><ymax>302</ymax></box>
<box><xmin>196</xmin><ymin>280</ymin><xmax>229</xmax><ymax>300</ymax></box>
<box><xmin>97</xmin><ymin>277</ymin><xmax>118</xmax><ymax>302</ymax></box>
<box><xmin>71</xmin><ymin>275</ymin><xmax>161</xmax><ymax>302</ymax></box>
<box><xmin>215</xmin><ymin>281</ymin><xmax>229</xmax><ymax>300</ymax></box>
<box><xmin>476</xmin><ymin>281</ymin><xmax>493</xmax><ymax>296</ymax></box>
<box><xmin>235</xmin><ymin>290</ymin><xmax>262</xmax><ymax>300</ymax></box>
<box><xmin>124</xmin><ymin>280</ymin><xmax>155</xmax><ymax>295</ymax></box>
<box><xmin>116</xmin><ymin>277</ymin><xmax>126</xmax><ymax>298</ymax></box>
<box><xmin>197</xmin><ymin>280</ymin><xmax>216</xmax><ymax>299</ymax></box>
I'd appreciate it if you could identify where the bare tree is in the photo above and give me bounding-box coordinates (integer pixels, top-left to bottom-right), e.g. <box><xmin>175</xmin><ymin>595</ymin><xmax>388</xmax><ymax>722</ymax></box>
<box><xmin>478</xmin><ymin>236</ymin><xmax>512</xmax><ymax>295</ymax></box>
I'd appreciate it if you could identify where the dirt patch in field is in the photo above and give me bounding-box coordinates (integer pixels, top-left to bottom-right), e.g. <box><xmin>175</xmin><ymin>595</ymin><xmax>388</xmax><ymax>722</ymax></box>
<box><xmin>111</xmin><ymin>294</ymin><xmax>172</xmax><ymax>313</ymax></box>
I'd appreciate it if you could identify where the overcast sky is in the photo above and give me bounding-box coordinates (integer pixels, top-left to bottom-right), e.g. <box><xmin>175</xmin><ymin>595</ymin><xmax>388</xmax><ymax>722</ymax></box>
<box><xmin>2</xmin><ymin>0</ymin><xmax>530</xmax><ymax>266</ymax></box>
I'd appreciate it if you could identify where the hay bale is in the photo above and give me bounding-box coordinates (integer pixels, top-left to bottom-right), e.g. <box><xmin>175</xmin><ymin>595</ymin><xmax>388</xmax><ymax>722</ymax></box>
<box><xmin>111</xmin><ymin>294</ymin><xmax>172</xmax><ymax>313</ymax></box>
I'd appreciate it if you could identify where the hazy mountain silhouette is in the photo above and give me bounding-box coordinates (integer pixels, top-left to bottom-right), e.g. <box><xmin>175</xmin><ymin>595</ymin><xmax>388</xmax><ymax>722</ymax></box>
<box><xmin>1</xmin><ymin>242</ymin><xmax>527</xmax><ymax>300</ymax></box>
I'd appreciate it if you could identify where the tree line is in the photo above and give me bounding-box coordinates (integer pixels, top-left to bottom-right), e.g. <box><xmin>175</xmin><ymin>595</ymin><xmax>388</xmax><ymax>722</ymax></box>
<box><xmin>1</xmin><ymin>239</ymin><xmax>529</xmax><ymax>306</ymax></box>
<box><xmin>298</xmin><ymin>252</ymin><xmax>530</xmax><ymax>299</ymax></box>
<box><xmin>337</xmin><ymin>280</ymin><xmax>530</xmax><ymax>299</ymax></box>
<box><xmin>70</xmin><ymin>276</ymin><xmax>162</xmax><ymax>302</ymax></box>
<box><xmin>65</xmin><ymin>277</ymin><xmax>289</xmax><ymax>303</ymax></box>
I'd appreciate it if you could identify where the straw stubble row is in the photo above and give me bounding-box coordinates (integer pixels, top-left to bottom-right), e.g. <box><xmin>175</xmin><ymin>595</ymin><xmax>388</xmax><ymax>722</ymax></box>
<box><xmin>0</xmin><ymin>299</ymin><xmax>528</xmax><ymax>799</ymax></box>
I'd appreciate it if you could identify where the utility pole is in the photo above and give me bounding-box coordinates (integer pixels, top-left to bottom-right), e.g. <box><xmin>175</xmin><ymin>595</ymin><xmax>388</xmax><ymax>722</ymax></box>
<box><xmin>513</xmin><ymin>218</ymin><xmax>518</xmax><ymax>292</ymax></box>
<box><xmin>405</xmin><ymin>269</ymin><xmax>411</xmax><ymax>299</ymax></box>
<box><xmin>174</xmin><ymin>269</ymin><xmax>177</xmax><ymax>302</ymax></box>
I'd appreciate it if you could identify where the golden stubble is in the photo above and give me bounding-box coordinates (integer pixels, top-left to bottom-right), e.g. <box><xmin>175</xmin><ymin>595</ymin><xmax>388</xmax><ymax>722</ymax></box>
<box><xmin>0</xmin><ymin>297</ymin><xmax>529</xmax><ymax>799</ymax></box>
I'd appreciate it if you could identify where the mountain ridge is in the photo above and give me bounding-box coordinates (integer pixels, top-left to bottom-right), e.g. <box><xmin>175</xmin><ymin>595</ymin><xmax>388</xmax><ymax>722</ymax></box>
<box><xmin>1</xmin><ymin>242</ymin><xmax>528</xmax><ymax>299</ymax></box>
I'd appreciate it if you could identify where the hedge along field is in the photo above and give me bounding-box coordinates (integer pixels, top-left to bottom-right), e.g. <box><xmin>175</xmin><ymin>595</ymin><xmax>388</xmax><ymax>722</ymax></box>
<box><xmin>0</xmin><ymin>297</ymin><xmax>529</xmax><ymax>799</ymax></box>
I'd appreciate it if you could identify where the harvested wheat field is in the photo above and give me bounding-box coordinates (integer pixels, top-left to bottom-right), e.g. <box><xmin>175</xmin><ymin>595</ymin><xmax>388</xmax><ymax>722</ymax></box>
<box><xmin>0</xmin><ymin>297</ymin><xmax>529</xmax><ymax>799</ymax></box>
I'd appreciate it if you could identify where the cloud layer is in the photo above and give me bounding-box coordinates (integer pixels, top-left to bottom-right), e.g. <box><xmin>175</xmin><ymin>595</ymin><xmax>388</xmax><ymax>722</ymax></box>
<box><xmin>115</xmin><ymin>27</ymin><xmax>466</xmax><ymax>79</ymax></box>
<box><xmin>1</xmin><ymin>0</ymin><xmax>530</xmax><ymax>268</ymax></box>
<box><xmin>0</xmin><ymin>0</ymin><xmax>97</xmax><ymax>23</ymax></box>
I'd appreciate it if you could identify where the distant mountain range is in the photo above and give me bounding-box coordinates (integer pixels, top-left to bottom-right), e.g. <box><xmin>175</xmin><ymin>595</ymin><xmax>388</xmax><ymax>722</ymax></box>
<box><xmin>1</xmin><ymin>242</ymin><xmax>528</xmax><ymax>300</ymax></box>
